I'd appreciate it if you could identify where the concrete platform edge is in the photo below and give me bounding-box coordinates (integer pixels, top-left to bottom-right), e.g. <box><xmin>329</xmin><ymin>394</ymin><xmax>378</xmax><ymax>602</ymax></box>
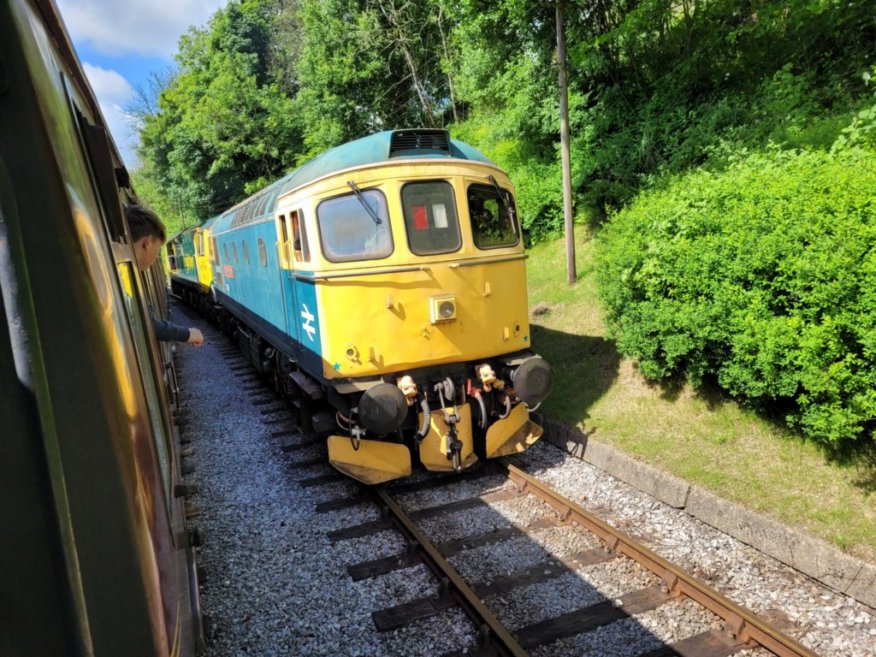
<box><xmin>541</xmin><ymin>417</ymin><xmax>876</xmax><ymax>610</ymax></box>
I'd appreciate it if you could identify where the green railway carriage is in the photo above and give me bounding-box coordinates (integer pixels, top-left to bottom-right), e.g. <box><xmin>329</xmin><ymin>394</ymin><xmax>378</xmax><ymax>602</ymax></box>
<box><xmin>0</xmin><ymin>1</ymin><xmax>201</xmax><ymax>654</ymax></box>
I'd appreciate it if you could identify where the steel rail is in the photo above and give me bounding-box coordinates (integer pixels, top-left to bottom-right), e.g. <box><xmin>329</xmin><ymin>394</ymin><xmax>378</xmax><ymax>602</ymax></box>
<box><xmin>372</xmin><ymin>486</ymin><xmax>528</xmax><ymax>657</ymax></box>
<box><xmin>502</xmin><ymin>463</ymin><xmax>820</xmax><ymax>657</ymax></box>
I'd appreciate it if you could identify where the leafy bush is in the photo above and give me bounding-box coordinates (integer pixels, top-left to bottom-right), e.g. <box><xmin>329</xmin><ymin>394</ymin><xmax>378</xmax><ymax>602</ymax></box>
<box><xmin>597</xmin><ymin>147</ymin><xmax>876</xmax><ymax>445</ymax></box>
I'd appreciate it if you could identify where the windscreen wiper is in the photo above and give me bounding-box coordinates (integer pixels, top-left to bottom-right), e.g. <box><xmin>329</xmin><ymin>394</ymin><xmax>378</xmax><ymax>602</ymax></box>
<box><xmin>488</xmin><ymin>175</ymin><xmax>515</xmax><ymax>222</ymax></box>
<box><xmin>347</xmin><ymin>181</ymin><xmax>382</xmax><ymax>225</ymax></box>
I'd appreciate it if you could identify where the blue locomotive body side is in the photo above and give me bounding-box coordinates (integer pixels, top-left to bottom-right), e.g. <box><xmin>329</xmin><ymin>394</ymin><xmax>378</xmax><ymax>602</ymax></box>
<box><xmin>211</xmin><ymin>204</ymin><xmax>323</xmax><ymax>371</ymax></box>
<box><xmin>289</xmin><ymin>274</ymin><xmax>322</xmax><ymax>368</ymax></box>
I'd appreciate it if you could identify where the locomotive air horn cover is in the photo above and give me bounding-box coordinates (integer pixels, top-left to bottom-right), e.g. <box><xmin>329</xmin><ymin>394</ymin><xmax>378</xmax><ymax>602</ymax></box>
<box><xmin>511</xmin><ymin>357</ymin><xmax>554</xmax><ymax>407</ymax></box>
<box><xmin>358</xmin><ymin>383</ymin><xmax>409</xmax><ymax>435</ymax></box>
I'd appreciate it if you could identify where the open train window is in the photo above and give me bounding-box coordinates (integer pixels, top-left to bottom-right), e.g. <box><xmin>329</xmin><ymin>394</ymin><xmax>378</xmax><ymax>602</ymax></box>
<box><xmin>317</xmin><ymin>189</ymin><xmax>392</xmax><ymax>262</ymax></box>
<box><xmin>291</xmin><ymin>210</ymin><xmax>310</xmax><ymax>262</ymax></box>
<box><xmin>401</xmin><ymin>181</ymin><xmax>460</xmax><ymax>255</ymax></box>
<box><xmin>467</xmin><ymin>183</ymin><xmax>519</xmax><ymax>249</ymax></box>
<box><xmin>258</xmin><ymin>238</ymin><xmax>268</xmax><ymax>267</ymax></box>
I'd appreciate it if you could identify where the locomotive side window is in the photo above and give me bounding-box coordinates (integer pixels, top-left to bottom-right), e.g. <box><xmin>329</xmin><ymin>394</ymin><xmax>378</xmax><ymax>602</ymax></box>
<box><xmin>317</xmin><ymin>189</ymin><xmax>392</xmax><ymax>262</ymax></box>
<box><xmin>233</xmin><ymin>242</ymin><xmax>239</xmax><ymax>264</ymax></box>
<box><xmin>195</xmin><ymin>233</ymin><xmax>204</xmax><ymax>256</ymax></box>
<box><xmin>212</xmin><ymin>237</ymin><xmax>219</xmax><ymax>263</ymax></box>
<box><xmin>223</xmin><ymin>242</ymin><xmax>229</xmax><ymax>263</ymax></box>
<box><xmin>258</xmin><ymin>238</ymin><xmax>268</xmax><ymax>267</ymax></box>
<box><xmin>401</xmin><ymin>181</ymin><xmax>461</xmax><ymax>255</ymax></box>
<box><xmin>243</xmin><ymin>240</ymin><xmax>250</xmax><ymax>265</ymax></box>
<box><xmin>291</xmin><ymin>210</ymin><xmax>310</xmax><ymax>262</ymax></box>
<box><xmin>277</xmin><ymin>213</ymin><xmax>290</xmax><ymax>268</ymax></box>
<box><xmin>467</xmin><ymin>183</ymin><xmax>519</xmax><ymax>249</ymax></box>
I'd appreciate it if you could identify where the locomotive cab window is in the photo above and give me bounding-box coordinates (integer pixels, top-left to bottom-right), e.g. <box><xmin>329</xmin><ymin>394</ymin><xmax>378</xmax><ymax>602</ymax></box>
<box><xmin>402</xmin><ymin>181</ymin><xmax>461</xmax><ymax>255</ymax></box>
<box><xmin>317</xmin><ymin>189</ymin><xmax>392</xmax><ymax>262</ymax></box>
<box><xmin>291</xmin><ymin>210</ymin><xmax>310</xmax><ymax>262</ymax></box>
<box><xmin>195</xmin><ymin>233</ymin><xmax>205</xmax><ymax>256</ymax></box>
<box><xmin>467</xmin><ymin>183</ymin><xmax>519</xmax><ymax>249</ymax></box>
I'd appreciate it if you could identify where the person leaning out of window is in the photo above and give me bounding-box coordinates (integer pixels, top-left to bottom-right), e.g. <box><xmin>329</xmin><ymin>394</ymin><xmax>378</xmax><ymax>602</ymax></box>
<box><xmin>125</xmin><ymin>204</ymin><xmax>205</xmax><ymax>347</ymax></box>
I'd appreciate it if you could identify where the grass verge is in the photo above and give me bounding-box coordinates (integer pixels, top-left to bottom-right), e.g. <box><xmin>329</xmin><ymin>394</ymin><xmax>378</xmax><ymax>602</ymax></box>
<box><xmin>527</xmin><ymin>227</ymin><xmax>875</xmax><ymax>563</ymax></box>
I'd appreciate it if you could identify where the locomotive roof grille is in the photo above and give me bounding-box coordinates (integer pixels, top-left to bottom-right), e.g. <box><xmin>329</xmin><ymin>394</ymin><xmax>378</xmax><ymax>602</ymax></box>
<box><xmin>389</xmin><ymin>129</ymin><xmax>451</xmax><ymax>157</ymax></box>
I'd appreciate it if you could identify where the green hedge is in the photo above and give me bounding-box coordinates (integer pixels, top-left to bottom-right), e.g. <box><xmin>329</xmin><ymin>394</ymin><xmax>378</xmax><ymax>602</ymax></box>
<box><xmin>596</xmin><ymin>147</ymin><xmax>876</xmax><ymax>446</ymax></box>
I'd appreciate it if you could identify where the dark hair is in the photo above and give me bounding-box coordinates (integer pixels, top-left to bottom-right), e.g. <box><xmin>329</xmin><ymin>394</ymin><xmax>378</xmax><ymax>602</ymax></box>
<box><xmin>125</xmin><ymin>204</ymin><xmax>166</xmax><ymax>243</ymax></box>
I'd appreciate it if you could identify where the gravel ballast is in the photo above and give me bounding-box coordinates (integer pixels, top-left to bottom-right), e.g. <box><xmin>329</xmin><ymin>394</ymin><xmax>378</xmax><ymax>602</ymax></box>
<box><xmin>172</xmin><ymin>304</ymin><xmax>875</xmax><ymax>656</ymax></box>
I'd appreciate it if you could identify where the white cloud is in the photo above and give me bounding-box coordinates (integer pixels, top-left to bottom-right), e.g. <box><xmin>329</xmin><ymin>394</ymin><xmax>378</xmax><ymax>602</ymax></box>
<box><xmin>83</xmin><ymin>63</ymin><xmax>138</xmax><ymax>166</ymax></box>
<box><xmin>58</xmin><ymin>0</ymin><xmax>226</xmax><ymax>59</ymax></box>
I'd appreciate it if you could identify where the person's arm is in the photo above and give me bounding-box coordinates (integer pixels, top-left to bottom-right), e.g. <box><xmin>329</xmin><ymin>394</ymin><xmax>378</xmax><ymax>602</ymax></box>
<box><xmin>152</xmin><ymin>317</ymin><xmax>192</xmax><ymax>343</ymax></box>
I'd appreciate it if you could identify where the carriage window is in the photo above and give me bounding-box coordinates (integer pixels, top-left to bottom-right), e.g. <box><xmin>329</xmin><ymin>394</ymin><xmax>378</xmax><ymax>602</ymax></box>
<box><xmin>317</xmin><ymin>189</ymin><xmax>392</xmax><ymax>262</ymax></box>
<box><xmin>258</xmin><ymin>238</ymin><xmax>268</xmax><ymax>267</ymax></box>
<box><xmin>402</xmin><ymin>181</ymin><xmax>460</xmax><ymax>255</ymax></box>
<box><xmin>467</xmin><ymin>183</ymin><xmax>519</xmax><ymax>249</ymax></box>
<box><xmin>291</xmin><ymin>210</ymin><xmax>310</xmax><ymax>262</ymax></box>
<box><xmin>243</xmin><ymin>240</ymin><xmax>250</xmax><ymax>265</ymax></box>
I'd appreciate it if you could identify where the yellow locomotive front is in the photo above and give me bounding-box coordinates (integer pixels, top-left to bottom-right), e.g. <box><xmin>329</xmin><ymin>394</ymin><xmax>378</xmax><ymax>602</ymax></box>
<box><xmin>275</xmin><ymin>138</ymin><xmax>552</xmax><ymax>484</ymax></box>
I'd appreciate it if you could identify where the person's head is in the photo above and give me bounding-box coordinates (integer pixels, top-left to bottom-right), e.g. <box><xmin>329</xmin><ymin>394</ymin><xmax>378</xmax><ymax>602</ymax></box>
<box><xmin>125</xmin><ymin>204</ymin><xmax>166</xmax><ymax>271</ymax></box>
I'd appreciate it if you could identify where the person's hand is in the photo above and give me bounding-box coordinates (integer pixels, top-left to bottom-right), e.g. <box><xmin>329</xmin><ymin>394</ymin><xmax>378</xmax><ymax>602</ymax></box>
<box><xmin>187</xmin><ymin>327</ymin><xmax>205</xmax><ymax>347</ymax></box>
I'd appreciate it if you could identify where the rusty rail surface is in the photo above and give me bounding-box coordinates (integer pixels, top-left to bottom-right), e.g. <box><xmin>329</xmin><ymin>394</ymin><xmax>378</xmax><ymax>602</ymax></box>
<box><xmin>371</xmin><ymin>486</ymin><xmax>528</xmax><ymax>657</ymax></box>
<box><xmin>502</xmin><ymin>463</ymin><xmax>819</xmax><ymax>657</ymax></box>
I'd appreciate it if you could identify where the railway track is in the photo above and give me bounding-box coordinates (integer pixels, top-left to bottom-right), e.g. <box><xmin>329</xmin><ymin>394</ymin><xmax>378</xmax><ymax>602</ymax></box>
<box><xmin>170</xmin><ymin>302</ymin><xmax>871</xmax><ymax>656</ymax></box>
<box><xmin>319</xmin><ymin>462</ymin><xmax>818</xmax><ymax>657</ymax></box>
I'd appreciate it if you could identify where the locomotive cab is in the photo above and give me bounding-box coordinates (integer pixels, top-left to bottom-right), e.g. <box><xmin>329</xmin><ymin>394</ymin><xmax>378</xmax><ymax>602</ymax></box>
<box><xmin>268</xmin><ymin>131</ymin><xmax>552</xmax><ymax>484</ymax></box>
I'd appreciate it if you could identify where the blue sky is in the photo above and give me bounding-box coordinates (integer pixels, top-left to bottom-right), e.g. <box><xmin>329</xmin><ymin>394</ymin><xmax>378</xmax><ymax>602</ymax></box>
<box><xmin>56</xmin><ymin>0</ymin><xmax>227</xmax><ymax>168</ymax></box>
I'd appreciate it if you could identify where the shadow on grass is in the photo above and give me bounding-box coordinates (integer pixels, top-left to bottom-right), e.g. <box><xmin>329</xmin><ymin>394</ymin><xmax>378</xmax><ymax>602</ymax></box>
<box><xmin>531</xmin><ymin>324</ymin><xmax>621</xmax><ymax>429</ymax></box>
<box><xmin>646</xmin><ymin>370</ymin><xmax>876</xmax><ymax>496</ymax></box>
<box><xmin>824</xmin><ymin>435</ymin><xmax>876</xmax><ymax>496</ymax></box>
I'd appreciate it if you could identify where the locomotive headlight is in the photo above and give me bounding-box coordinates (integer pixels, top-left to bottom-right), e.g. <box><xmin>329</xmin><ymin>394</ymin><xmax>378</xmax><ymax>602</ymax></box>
<box><xmin>430</xmin><ymin>294</ymin><xmax>457</xmax><ymax>324</ymax></box>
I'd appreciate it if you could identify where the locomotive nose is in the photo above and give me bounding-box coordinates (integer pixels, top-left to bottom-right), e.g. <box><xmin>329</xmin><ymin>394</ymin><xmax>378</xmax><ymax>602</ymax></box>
<box><xmin>358</xmin><ymin>383</ymin><xmax>409</xmax><ymax>435</ymax></box>
<box><xmin>510</xmin><ymin>356</ymin><xmax>553</xmax><ymax>407</ymax></box>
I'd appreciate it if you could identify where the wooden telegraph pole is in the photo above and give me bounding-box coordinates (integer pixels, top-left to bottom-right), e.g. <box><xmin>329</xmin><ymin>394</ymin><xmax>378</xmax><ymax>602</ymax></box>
<box><xmin>556</xmin><ymin>1</ymin><xmax>576</xmax><ymax>284</ymax></box>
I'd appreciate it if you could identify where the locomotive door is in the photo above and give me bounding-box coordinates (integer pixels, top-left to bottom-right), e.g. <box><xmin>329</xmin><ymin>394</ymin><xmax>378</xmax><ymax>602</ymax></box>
<box><xmin>277</xmin><ymin>210</ymin><xmax>304</xmax><ymax>353</ymax></box>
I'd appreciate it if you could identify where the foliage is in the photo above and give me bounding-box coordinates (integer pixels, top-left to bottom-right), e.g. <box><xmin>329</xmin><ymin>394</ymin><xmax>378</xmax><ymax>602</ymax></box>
<box><xmin>596</xmin><ymin>147</ymin><xmax>876</xmax><ymax>446</ymax></box>
<box><xmin>293</xmin><ymin>0</ymin><xmax>461</xmax><ymax>156</ymax></box>
<box><xmin>136</xmin><ymin>0</ymin><xmax>304</xmax><ymax>220</ymax></box>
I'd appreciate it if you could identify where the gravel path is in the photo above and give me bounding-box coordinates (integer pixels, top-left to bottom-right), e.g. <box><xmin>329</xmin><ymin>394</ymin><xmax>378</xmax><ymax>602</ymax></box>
<box><xmin>171</xmin><ymin>303</ymin><xmax>875</xmax><ymax>657</ymax></box>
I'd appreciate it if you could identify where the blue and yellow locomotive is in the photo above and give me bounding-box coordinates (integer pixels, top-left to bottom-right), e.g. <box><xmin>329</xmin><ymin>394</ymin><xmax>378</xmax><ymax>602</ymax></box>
<box><xmin>174</xmin><ymin>129</ymin><xmax>552</xmax><ymax>484</ymax></box>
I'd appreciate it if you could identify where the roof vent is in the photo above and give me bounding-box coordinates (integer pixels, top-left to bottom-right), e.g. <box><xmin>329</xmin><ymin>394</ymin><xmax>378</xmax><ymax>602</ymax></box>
<box><xmin>389</xmin><ymin>129</ymin><xmax>451</xmax><ymax>157</ymax></box>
